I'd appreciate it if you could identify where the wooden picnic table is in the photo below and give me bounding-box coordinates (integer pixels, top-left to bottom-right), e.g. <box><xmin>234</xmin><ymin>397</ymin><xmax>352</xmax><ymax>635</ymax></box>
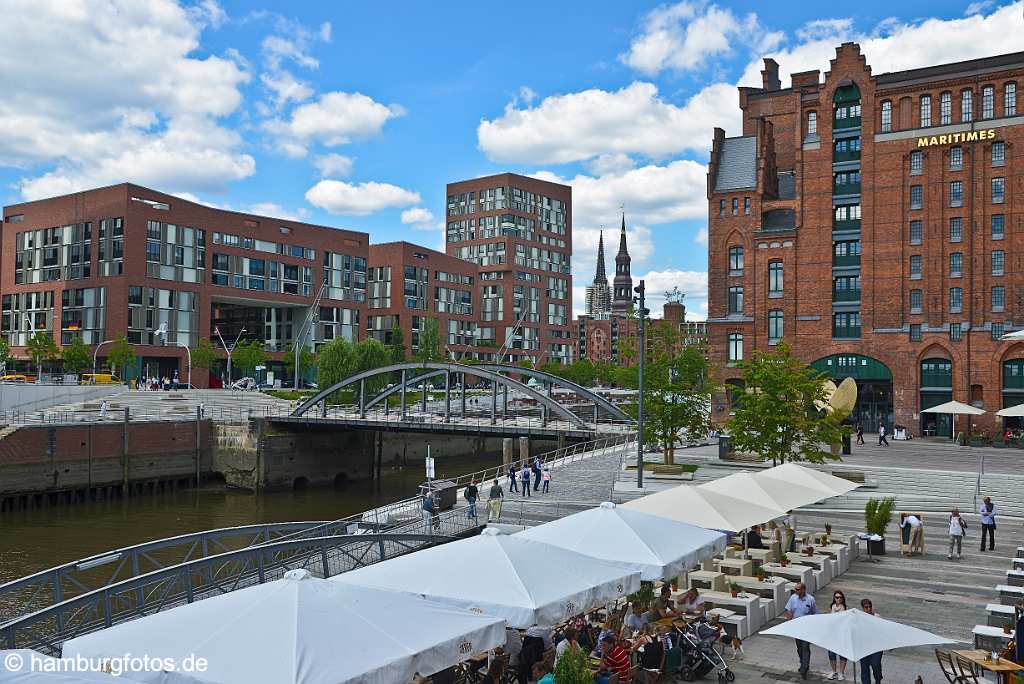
<box><xmin>953</xmin><ymin>649</ymin><xmax>1024</xmax><ymax>684</ymax></box>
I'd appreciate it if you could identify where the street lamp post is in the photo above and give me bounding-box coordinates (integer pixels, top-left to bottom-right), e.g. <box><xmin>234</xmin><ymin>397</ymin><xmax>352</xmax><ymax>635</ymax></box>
<box><xmin>634</xmin><ymin>280</ymin><xmax>647</xmax><ymax>489</ymax></box>
<box><xmin>24</xmin><ymin>315</ymin><xmax>41</xmax><ymax>382</ymax></box>
<box><xmin>215</xmin><ymin>327</ymin><xmax>245</xmax><ymax>386</ymax></box>
<box><xmin>91</xmin><ymin>340</ymin><xmax>117</xmax><ymax>377</ymax></box>
<box><xmin>156</xmin><ymin>324</ymin><xmax>192</xmax><ymax>388</ymax></box>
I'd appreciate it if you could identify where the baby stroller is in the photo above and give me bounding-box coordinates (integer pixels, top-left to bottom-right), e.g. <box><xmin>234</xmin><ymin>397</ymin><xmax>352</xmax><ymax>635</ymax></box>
<box><xmin>675</xmin><ymin>617</ymin><xmax>735</xmax><ymax>682</ymax></box>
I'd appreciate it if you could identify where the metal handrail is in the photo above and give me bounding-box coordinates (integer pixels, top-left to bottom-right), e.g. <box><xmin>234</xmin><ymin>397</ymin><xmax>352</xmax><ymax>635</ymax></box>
<box><xmin>0</xmin><ymin>533</ymin><xmax>452</xmax><ymax>653</ymax></box>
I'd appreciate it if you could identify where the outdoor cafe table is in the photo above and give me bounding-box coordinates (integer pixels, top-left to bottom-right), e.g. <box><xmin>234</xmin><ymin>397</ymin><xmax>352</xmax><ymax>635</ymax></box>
<box><xmin>699</xmin><ymin>589</ymin><xmax>763</xmax><ymax>634</ymax></box>
<box><xmin>746</xmin><ymin>547</ymin><xmax>776</xmax><ymax>569</ymax></box>
<box><xmin>760</xmin><ymin>562</ymin><xmax>816</xmax><ymax>593</ymax></box>
<box><xmin>716</xmin><ymin>557</ymin><xmax>753</xmax><ymax>577</ymax></box>
<box><xmin>813</xmin><ymin>543</ymin><xmax>850</xmax><ymax>573</ymax></box>
<box><xmin>789</xmin><ymin>554</ymin><xmax>834</xmax><ymax>586</ymax></box>
<box><xmin>731</xmin><ymin>576</ymin><xmax>787</xmax><ymax>616</ymax></box>
<box><xmin>973</xmin><ymin>624</ymin><xmax>1015</xmax><ymax>651</ymax></box>
<box><xmin>953</xmin><ymin>649</ymin><xmax>1024</xmax><ymax>684</ymax></box>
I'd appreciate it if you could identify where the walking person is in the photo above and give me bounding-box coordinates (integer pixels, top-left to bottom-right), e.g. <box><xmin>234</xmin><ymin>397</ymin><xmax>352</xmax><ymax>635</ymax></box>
<box><xmin>877</xmin><ymin>423</ymin><xmax>888</xmax><ymax>446</ymax></box>
<box><xmin>858</xmin><ymin>599</ymin><xmax>883</xmax><ymax>684</ymax></box>
<box><xmin>785</xmin><ymin>582</ymin><xmax>817</xmax><ymax>680</ymax></box>
<box><xmin>980</xmin><ymin>496</ymin><xmax>996</xmax><ymax>551</ymax></box>
<box><xmin>422</xmin><ymin>491</ymin><xmax>440</xmax><ymax>531</ymax></box>
<box><xmin>487</xmin><ymin>479</ymin><xmax>503</xmax><ymax>522</ymax></box>
<box><xmin>465</xmin><ymin>480</ymin><xmax>479</xmax><ymax>521</ymax></box>
<box><xmin>826</xmin><ymin>591</ymin><xmax>849</xmax><ymax>680</ymax></box>
<box><xmin>855</xmin><ymin>423</ymin><xmax>864</xmax><ymax>445</ymax></box>
<box><xmin>99</xmin><ymin>400</ymin><xmax>108</xmax><ymax>420</ymax></box>
<box><xmin>532</xmin><ymin>456</ymin><xmax>543</xmax><ymax>492</ymax></box>
<box><xmin>541</xmin><ymin>466</ymin><xmax>551</xmax><ymax>493</ymax></box>
<box><xmin>948</xmin><ymin>507</ymin><xmax>967</xmax><ymax>560</ymax></box>
<box><xmin>519</xmin><ymin>463</ymin><xmax>531</xmax><ymax>497</ymax></box>
<box><xmin>507</xmin><ymin>464</ymin><xmax>518</xmax><ymax>493</ymax></box>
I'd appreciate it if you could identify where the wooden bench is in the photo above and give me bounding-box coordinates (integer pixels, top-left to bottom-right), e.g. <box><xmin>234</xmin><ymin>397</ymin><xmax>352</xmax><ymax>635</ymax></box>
<box><xmin>997</xmin><ymin>584</ymin><xmax>1024</xmax><ymax>605</ymax></box>
<box><xmin>1007</xmin><ymin>569</ymin><xmax>1024</xmax><ymax>587</ymax></box>
<box><xmin>973</xmin><ymin>624</ymin><xmax>1014</xmax><ymax>651</ymax></box>
<box><xmin>831</xmin><ymin>470</ymin><xmax>866</xmax><ymax>483</ymax></box>
<box><xmin>986</xmin><ymin>603</ymin><xmax>1016</xmax><ymax>628</ymax></box>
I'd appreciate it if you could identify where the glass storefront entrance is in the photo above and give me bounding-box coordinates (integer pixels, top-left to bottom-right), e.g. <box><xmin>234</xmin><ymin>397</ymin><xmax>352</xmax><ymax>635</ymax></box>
<box><xmin>920</xmin><ymin>358</ymin><xmax>953</xmax><ymax>437</ymax></box>
<box><xmin>811</xmin><ymin>354</ymin><xmax>893</xmax><ymax>431</ymax></box>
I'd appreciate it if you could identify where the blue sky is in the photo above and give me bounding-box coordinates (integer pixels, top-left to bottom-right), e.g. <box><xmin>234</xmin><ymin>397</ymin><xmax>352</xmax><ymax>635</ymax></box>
<box><xmin>1</xmin><ymin>0</ymin><xmax>1022</xmax><ymax>319</ymax></box>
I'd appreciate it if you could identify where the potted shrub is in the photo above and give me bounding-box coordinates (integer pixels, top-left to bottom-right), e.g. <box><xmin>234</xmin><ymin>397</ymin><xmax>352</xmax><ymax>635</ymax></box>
<box><xmin>729</xmin><ymin>582</ymin><xmax>741</xmax><ymax>598</ymax></box>
<box><xmin>824</xmin><ymin>523</ymin><xmax>833</xmax><ymax>540</ymax></box>
<box><xmin>779</xmin><ymin>553</ymin><xmax>789</xmax><ymax>567</ymax></box>
<box><xmin>864</xmin><ymin>497</ymin><xmax>896</xmax><ymax>555</ymax></box>
<box><xmin>553</xmin><ymin>639</ymin><xmax>594</xmax><ymax>684</ymax></box>
<box><xmin>627</xmin><ymin>581</ymin><xmax>655</xmax><ymax>610</ymax></box>
<box><xmin>756</xmin><ymin>568</ymin><xmax>766</xmax><ymax>582</ymax></box>
<box><xmin>993</xmin><ymin>435</ymin><xmax>1006</xmax><ymax>449</ymax></box>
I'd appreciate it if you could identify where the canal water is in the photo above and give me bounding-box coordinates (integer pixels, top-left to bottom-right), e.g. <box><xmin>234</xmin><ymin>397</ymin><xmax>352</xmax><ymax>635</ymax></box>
<box><xmin>0</xmin><ymin>451</ymin><xmax>497</xmax><ymax>585</ymax></box>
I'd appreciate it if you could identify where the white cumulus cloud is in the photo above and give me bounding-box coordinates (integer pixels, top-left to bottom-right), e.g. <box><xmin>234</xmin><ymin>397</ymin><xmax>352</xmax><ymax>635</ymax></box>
<box><xmin>313</xmin><ymin>153</ymin><xmax>355</xmax><ymax>178</ymax></box>
<box><xmin>638</xmin><ymin>269</ymin><xmax>709</xmax><ymax>320</ymax></box>
<box><xmin>620</xmin><ymin>1</ymin><xmax>783</xmax><ymax>76</ymax></box>
<box><xmin>401</xmin><ymin>207</ymin><xmax>438</xmax><ymax>227</ymax></box>
<box><xmin>478</xmin><ymin>81</ymin><xmax>739</xmax><ymax>165</ymax></box>
<box><xmin>268</xmin><ymin>92</ymin><xmax>404</xmax><ymax>158</ymax></box>
<box><xmin>305</xmin><ymin>180</ymin><xmax>421</xmax><ymax>216</ymax></box>
<box><xmin>0</xmin><ymin>0</ymin><xmax>252</xmax><ymax>199</ymax></box>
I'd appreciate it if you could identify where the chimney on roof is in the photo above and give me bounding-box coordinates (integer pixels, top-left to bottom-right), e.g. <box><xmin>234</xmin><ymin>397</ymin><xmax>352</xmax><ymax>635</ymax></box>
<box><xmin>761</xmin><ymin>58</ymin><xmax>781</xmax><ymax>91</ymax></box>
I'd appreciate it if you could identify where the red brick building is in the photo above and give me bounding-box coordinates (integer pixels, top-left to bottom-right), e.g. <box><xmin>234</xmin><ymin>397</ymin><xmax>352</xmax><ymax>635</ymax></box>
<box><xmin>1</xmin><ymin>183</ymin><xmax>368</xmax><ymax>386</ymax></box>
<box><xmin>708</xmin><ymin>44</ymin><xmax>1024</xmax><ymax>436</ymax></box>
<box><xmin>445</xmin><ymin>173</ymin><xmax>573</xmax><ymax>365</ymax></box>
<box><xmin>367</xmin><ymin>241</ymin><xmax>478</xmax><ymax>358</ymax></box>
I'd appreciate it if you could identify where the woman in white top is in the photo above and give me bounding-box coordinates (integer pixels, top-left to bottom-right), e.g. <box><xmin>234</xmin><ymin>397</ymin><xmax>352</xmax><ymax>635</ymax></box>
<box><xmin>826</xmin><ymin>590</ymin><xmax>849</xmax><ymax>680</ymax></box>
<box><xmin>948</xmin><ymin>507</ymin><xmax>967</xmax><ymax>560</ymax></box>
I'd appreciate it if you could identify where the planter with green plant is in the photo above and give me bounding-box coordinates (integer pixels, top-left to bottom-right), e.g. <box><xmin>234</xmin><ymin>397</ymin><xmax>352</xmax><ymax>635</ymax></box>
<box><xmin>729</xmin><ymin>582</ymin><xmax>740</xmax><ymax>598</ymax></box>
<box><xmin>552</xmin><ymin>641</ymin><xmax>592</xmax><ymax>684</ymax></box>
<box><xmin>864</xmin><ymin>496</ymin><xmax>896</xmax><ymax>555</ymax></box>
<box><xmin>779</xmin><ymin>553</ymin><xmax>789</xmax><ymax>567</ymax></box>
<box><xmin>992</xmin><ymin>435</ymin><xmax>1006</xmax><ymax>449</ymax></box>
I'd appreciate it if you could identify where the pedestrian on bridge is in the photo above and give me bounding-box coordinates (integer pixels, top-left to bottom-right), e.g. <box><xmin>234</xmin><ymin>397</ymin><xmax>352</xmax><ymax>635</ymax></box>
<box><xmin>542</xmin><ymin>466</ymin><xmax>551</xmax><ymax>493</ymax></box>
<box><xmin>533</xmin><ymin>456</ymin><xmax>543</xmax><ymax>491</ymax></box>
<box><xmin>877</xmin><ymin>423</ymin><xmax>889</xmax><ymax>447</ymax></box>
<box><xmin>508</xmin><ymin>464</ymin><xmax>518</xmax><ymax>493</ymax></box>
<box><xmin>520</xmin><ymin>463</ymin><xmax>531</xmax><ymax>497</ymax></box>
<box><xmin>948</xmin><ymin>507</ymin><xmax>967</xmax><ymax>560</ymax></box>
<box><xmin>465</xmin><ymin>480</ymin><xmax>479</xmax><ymax>521</ymax></box>
<box><xmin>488</xmin><ymin>479</ymin><xmax>503</xmax><ymax>522</ymax></box>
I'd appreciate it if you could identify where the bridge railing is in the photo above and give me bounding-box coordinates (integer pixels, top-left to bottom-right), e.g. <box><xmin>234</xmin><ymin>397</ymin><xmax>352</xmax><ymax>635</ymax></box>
<box><xmin>0</xmin><ymin>533</ymin><xmax>450</xmax><ymax>654</ymax></box>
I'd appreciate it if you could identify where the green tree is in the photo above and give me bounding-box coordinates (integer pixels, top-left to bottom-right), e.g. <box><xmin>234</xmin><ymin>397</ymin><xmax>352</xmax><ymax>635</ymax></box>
<box><xmin>282</xmin><ymin>341</ymin><xmax>316</xmax><ymax>382</ymax></box>
<box><xmin>232</xmin><ymin>339</ymin><xmax>267</xmax><ymax>377</ymax></box>
<box><xmin>725</xmin><ymin>341</ymin><xmax>846</xmax><ymax>465</ymax></box>
<box><xmin>106</xmin><ymin>334</ymin><xmax>136</xmax><ymax>380</ymax></box>
<box><xmin>414</xmin><ymin>317</ymin><xmax>442</xmax><ymax>362</ymax></box>
<box><xmin>26</xmin><ymin>331</ymin><xmax>59</xmax><ymax>377</ymax></box>
<box><xmin>0</xmin><ymin>337</ymin><xmax>10</xmax><ymax>369</ymax></box>
<box><xmin>388</xmin><ymin>325</ymin><xmax>406</xmax><ymax>364</ymax></box>
<box><xmin>317</xmin><ymin>337</ymin><xmax>358</xmax><ymax>400</ymax></box>
<box><xmin>638</xmin><ymin>327</ymin><xmax>717</xmax><ymax>464</ymax></box>
<box><xmin>61</xmin><ymin>336</ymin><xmax>92</xmax><ymax>375</ymax></box>
<box><xmin>354</xmin><ymin>338</ymin><xmax>392</xmax><ymax>394</ymax></box>
<box><xmin>190</xmin><ymin>337</ymin><xmax>218</xmax><ymax>370</ymax></box>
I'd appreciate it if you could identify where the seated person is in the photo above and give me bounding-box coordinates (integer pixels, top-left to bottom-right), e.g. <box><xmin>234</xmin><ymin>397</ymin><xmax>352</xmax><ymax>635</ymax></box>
<box><xmin>746</xmin><ymin>524</ymin><xmax>767</xmax><ymax>549</ymax></box>
<box><xmin>623</xmin><ymin>601</ymin><xmax>651</xmax><ymax>633</ymax></box>
<box><xmin>595</xmin><ymin>635</ymin><xmax>631</xmax><ymax>684</ymax></box>
<box><xmin>633</xmin><ymin>625</ymin><xmax>665</xmax><ymax>673</ymax></box>
<box><xmin>677</xmin><ymin>588</ymin><xmax>706</xmax><ymax>616</ymax></box>
<box><xmin>532</xmin><ymin>661</ymin><xmax>554</xmax><ymax>684</ymax></box>
<box><xmin>592</xmin><ymin>617</ymin><xmax>620</xmax><ymax>657</ymax></box>
<box><xmin>652</xmin><ymin>585</ymin><xmax>678</xmax><ymax>618</ymax></box>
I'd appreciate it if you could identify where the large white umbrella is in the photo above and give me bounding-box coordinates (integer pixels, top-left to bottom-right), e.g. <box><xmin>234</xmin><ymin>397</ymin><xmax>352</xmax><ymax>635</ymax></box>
<box><xmin>515</xmin><ymin>501</ymin><xmax>727</xmax><ymax>581</ymax></box>
<box><xmin>996</xmin><ymin>404</ymin><xmax>1024</xmax><ymax>417</ymax></box>
<box><xmin>754</xmin><ymin>463</ymin><xmax>860</xmax><ymax>499</ymax></box>
<box><xmin>761</xmin><ymin>609</ymin><xmax>953</xmax><ymax>661</ymax></box>
<box><xmin>62</xmin><ymin>569</ymin><xmax>505</xmax><ymax>684</ymax></box>
<box><xmin>1001</xmin><ymin>330</ymin><xmax>1024</xmax><ymax>341</ymax></box>
<box><xmin>621</xmin><ymin>484</ymin><xmax>784</xmax><ymax>532</ymax></box>
<box><xmin>334</xmin><ymin>528</ymin><xmax>641</xmax><ymax>627</ymax></box>
<box><xmin>699</xmin><ymin>471</ymin><xmax>839</xmax><ymax>512</ymax></box>
<box><xmin>921</xmin><ymin>400</ymin><xmax>985</xmax><ymax>439</ymax></box>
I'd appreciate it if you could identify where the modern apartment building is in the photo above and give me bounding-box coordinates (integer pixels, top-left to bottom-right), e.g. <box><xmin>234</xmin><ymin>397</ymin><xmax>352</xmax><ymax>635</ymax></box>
<box><xmin>707</xmin><ymin>44</ymin><xmax>1024</xmax><ymax>435</ymax></box>
<box><xmin>1</xmin><ymin>183</ymin><xmax>368</xmax><ymax>386</ymax></box>
<box><xmin>445</xmin><ymin>173</ymin><xmax>573</xmax><ymax>365</ymax></box>
<box><xmin>366</xmin><ymin>242</ymin><xmax>478</xmax><ymax>358</ymax></box>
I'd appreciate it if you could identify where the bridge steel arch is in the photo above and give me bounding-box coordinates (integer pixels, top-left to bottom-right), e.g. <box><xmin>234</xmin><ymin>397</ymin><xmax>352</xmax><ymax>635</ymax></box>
<box><xmin>292</xmin><ymin>362</ymin><xmax>591</xmax><ymax>428</ymax></box>
<box><xmin>362</xmin><ymin>363</ymin><xmax>633</xmax><ymax>424</ymax></box>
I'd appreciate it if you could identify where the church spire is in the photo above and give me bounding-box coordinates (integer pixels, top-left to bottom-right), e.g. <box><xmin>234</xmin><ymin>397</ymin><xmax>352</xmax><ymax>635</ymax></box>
<box><xmin>611</xmin><ymin>211</ymin><xmax>633</xmax><ymax>316</ymax></box>
<box><xmin>594</xmin><ymin>230</ymin><xmax>607</xmax><ymax>284</ymax></box>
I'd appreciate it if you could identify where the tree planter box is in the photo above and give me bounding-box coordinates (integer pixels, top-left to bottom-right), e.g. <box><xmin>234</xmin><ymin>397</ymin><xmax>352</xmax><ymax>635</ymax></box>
<box><xmin>867</xmin><ymin>537</ymin><xmax>886</xmax><ymax>555</ymax></box>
